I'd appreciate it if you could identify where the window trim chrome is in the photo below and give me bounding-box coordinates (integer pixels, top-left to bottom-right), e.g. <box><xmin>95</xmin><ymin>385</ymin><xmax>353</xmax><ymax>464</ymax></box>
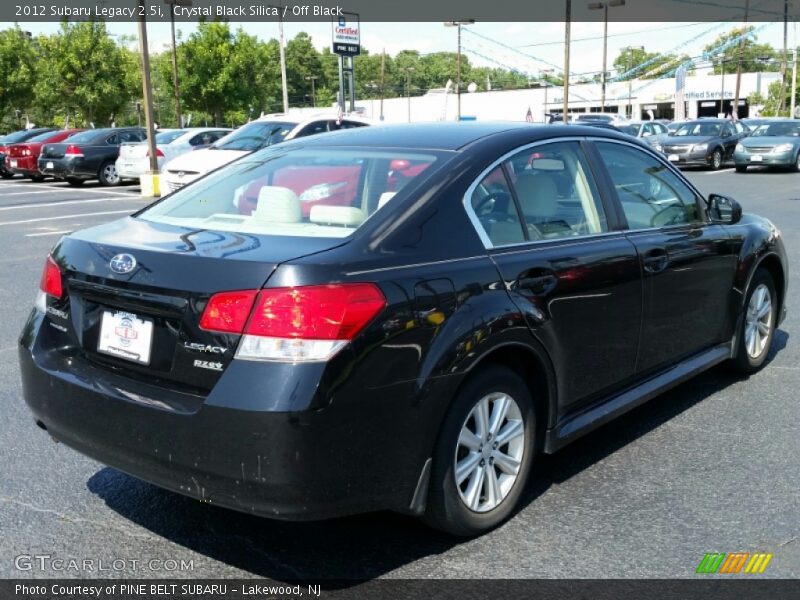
<box><xmin>462</xmin><ymin>136</ymin><xmax>601</xmax><ymax>250</ymax></box>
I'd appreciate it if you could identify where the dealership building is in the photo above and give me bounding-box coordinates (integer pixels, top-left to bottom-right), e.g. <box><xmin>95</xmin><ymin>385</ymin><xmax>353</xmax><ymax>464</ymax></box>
<box><xmin>346</xmin><ymin>71</ymin><xmax>782</xmax><ymax>123</ymax></box>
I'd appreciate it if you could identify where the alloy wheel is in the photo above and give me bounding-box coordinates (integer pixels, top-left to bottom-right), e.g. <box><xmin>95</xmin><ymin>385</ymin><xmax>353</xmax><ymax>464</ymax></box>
<box><xmin>454</xmin><ymin>392</ymin><xmax>525</xmax><ymax>513</ymax></box>
<box><xmin>745</xmin><ymin>283</ymin><xmax>773</xmax><ymax>359</ymax></box>
<box><xmin>712</xmin><ymin>150</ymin><xmax>722</xmax><ymax>169</ymax></box>
<box><xmin>103</xmin><ymin>164</ymin><xmax>119</xmax><ymax>185</ymax></box>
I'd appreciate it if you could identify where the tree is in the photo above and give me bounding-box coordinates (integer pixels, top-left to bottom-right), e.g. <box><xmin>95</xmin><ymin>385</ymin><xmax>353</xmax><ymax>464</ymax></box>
<box><xmin>32</xmin><ymin>21</ymin><xmax>137</xmax><ymax>128</ymax></box>
<box><xmin>705</xmin><ymin>27</ymin><xmax>779</xmax><ymax>74</ymax></box>
<box><xmin>613</xmin><ymin>47</ymin><xmax>688</xmax><ymax>80</ymax></box>
<box><xmin>285</xmin><ymin>32</ymin><xmax>323</xmax><ymax>106</ymax></box>
<box><xmin>0</xmin><ymin>26</ymin><xmax>37</xmax><ymax>131</ymax></box>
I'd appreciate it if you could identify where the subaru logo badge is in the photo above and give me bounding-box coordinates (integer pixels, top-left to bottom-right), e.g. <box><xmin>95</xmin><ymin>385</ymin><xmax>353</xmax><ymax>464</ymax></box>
<box><xmin>109</xmin><ymin>253</ymin><xmax>136</xmax><ymax>274</ymax></box>
<box><xmin>178</xmin><ymin>171</ymin><xmax>185</xmax><ymax>178</ymax></box>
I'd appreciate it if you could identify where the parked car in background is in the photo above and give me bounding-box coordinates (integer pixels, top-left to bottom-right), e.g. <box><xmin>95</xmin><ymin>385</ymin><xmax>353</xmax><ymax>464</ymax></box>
<box><xmin>574</xmin><ymin>112</ymin><xmax>627</xmax><ymax>124</ymax></box>
<box><xmin>614</xmin><ymin>120</ymin><xmax>671</xmax><ymax>150</ymax></box>
<box><xmin>116</xmin><ymin>127</ymin><xmax>232</xmax><ymax>181</ymax></box>
<box><xmin>734</xmin><ymin>119</ymin><xmax>800</xmax><ymax>172</ymax></box>
<box><xmin>666</xmin><ymin>121</ymin><xmax>686</xmax><ymax>133</ymax></box>
<box><xmin>39</xmin><ymin>127</ymin><xmax>146</xmax><ymax>186</ymax></box>
<box><xmin>20</xmin><ymin>123</ymin><xmax>787</xmax><ymax>537</ymax></box>
<box><xmin>162</xmin><ymin>113</ymin><xmax>370</xmax><ymax>193</ymax></box>
<box><xmin>0</xmin><ymin>128</ymin><xmax>58</xmax><ymax>179</ymax></box>
<box><xmin>660</xmin><ymin>118</ymin><xmax>750</xmax><ymax>170</ymax></box>
<box><xmin>5</xmin><ymin>129</ymin><xmax>84</xmax><ymax>181</ymax></box>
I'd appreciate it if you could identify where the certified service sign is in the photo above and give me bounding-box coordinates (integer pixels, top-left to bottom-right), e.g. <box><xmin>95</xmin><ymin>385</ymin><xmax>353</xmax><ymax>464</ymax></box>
<box><xmin>332</xmin><ymin>13</ymin><xmax>360</xmax><ymax>57</ymax></box>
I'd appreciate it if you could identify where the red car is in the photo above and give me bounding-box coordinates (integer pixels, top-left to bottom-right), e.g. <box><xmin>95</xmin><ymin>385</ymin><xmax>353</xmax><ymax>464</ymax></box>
<box><xmin>5</xmin><ymin>129</ymin><xmax>84</xmax><ymax>181</ymax></box>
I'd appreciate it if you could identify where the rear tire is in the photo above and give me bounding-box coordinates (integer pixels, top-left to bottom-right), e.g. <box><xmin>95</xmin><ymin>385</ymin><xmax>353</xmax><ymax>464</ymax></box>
<box><xmin>66</xmin><ymin>178</ymin><xmax>84</xmax><ymax>187</ymax></box>
<box><xmin>423</xmin><ymin>365</ymin><xmax>535</xmax><ymax>537</ymax></box>
<box><xmin>735</xmin><ymin>165</ymin><xmax>747</xmax><ymax>173</ymax></box>
<box><xmin>30</xmin><ymin>174</ymin><xmax>45</xmax><ymax>182</ymax></box>
<box><xmin>731</xmin><ymin>269</ymin><xmax>776</xmax><ymax>374</ymax></box>
<box><xmin>98</xmin><ymin>161</ymin><xmax>121</xmax><ymax>186</ymax></box>
<box><xmin>0</xmin><ymin>171</ymin><xmax>13</xmax><ymax>179</ymax></box>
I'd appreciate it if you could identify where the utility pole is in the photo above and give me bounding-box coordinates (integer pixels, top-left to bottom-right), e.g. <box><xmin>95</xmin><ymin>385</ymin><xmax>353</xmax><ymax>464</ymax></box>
<box><xmin>403</xmin><ymin>67</ymin><xmax>415</xmax><ymax>123</ymax></box>
<box><xmin>791</xmin><ymin>46</ymin><xmax>797</xmax><ymax>119</ymax></box>
<box><xmin>563</xmin><ymin>0</ymin><xmax>571</xmax><ymax>122</ymax></box>
<box><xmin>268</xmin><ymin>2</ymin><xmax>289</xmax><ymax>113</ymax></box>
<box><xmin>136</xmin><ymin>0</ymin><xmax>159</xmax><ymax>189</ymax></box>
<box><xmin>444</xmin><ymin>20</ymin><xmax>475</xmax><ymax>121</ymax></box>
<box><xmin>778</xmin><ymin>0</ymin><xmax>788</xmax><ymax>114</ymax></box>
<box><xmin>733</xmin><ymin>0</ymin><xmax>750</xmax><ymax>121</ymax></box>
<box><xmin>379</xmin><ymin>49</ymin><xmax>385</xmax><ymax>121</ymax></box>
<box><xmin>541</xmin><ymin>68</ymin><xmax>554</xmax><ymax>121</ymax></box>
<box><xmin>163</xmin><ymin>0</ymin><xmax>191</xmax><ymax>127</ymax></box>
<box><xmin>588</xmin><ymin>0</ymin><xmax>625</xmax><ymax>113</ymax></box>
<box><xmin>624</xmin><ymin>46</ymin><xmax>644</xmax><ymax>118</ymax></box>
<box><xmin>717</xmin><ymin>54</ymin><xmax>727</xmax><ymax>116</ymax></box>
<box><xmin>305</xmin><ymin>76</ymin><xmax>318</xmax><ymax>107</ymax></box>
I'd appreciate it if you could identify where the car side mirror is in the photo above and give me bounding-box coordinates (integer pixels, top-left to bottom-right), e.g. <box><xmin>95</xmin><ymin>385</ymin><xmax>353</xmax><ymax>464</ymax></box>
<box><xmin>721</xmin><ymin>131</ymin><xmax>731</xmax><ymax>138</ymax></box>
<box><xmin>708</xmin><ymin>194</ymin><xmax>742</xmax><ymax>225</ymax></box>
<box><xmin>668</xmin><ymin>131</ymin><xmax>675</xmax><ymax>136</ymax></box>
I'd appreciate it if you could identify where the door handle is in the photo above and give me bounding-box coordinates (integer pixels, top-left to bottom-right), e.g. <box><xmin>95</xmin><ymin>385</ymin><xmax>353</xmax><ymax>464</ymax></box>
<box><xmin>516</xmin><ymin>270</ymin><xmax>558</xmax><ymax>295</ymax></box>
<box><xmin>642</xmin><ymin>248</ymin><xmax>669</xmax><ymax>274</ymax></box>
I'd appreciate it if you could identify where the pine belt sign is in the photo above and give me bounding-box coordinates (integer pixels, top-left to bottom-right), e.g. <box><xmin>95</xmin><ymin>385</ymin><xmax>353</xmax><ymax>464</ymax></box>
<box><xmin>332</xmin><ymin>13</ymin><xmax>360</xmax><ymax>56</ymax></box>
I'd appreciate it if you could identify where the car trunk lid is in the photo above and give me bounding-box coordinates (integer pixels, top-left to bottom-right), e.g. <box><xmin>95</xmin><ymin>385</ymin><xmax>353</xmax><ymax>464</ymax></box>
<box><xmin>45</xmin><ymin>217</ymin><xmax>347</xmax><ymax>394</ymax></box>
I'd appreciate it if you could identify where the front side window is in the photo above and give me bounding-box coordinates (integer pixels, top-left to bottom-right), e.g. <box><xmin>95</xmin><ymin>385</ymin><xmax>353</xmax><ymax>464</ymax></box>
<box><xmin>139</xmin><ymin>147</ymin><xmax>441</xmax><ymax>239</ymax></box>
<box><xmin>595</xmin><ymin>141</ymin><xmax>701</xmax><ymax>230</ymax></box>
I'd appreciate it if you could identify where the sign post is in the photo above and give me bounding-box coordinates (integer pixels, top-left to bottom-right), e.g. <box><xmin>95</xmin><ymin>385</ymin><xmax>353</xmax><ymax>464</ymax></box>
<box><xmin>331</xmin><ymin>13</ymin><xmax>360</xmax><ymax>114</ymax></box>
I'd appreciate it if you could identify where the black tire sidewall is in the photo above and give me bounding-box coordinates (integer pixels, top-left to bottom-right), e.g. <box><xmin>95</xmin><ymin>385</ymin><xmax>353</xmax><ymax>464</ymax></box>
<box><xmin>425</xmin><ymin>365</ymin><xmax>536</xmax><ymax>536</ymax></box>
<box><xmin>734</xmin><ymin>269</ymin><xmax>777</xmax><ymax>372</ymax></box>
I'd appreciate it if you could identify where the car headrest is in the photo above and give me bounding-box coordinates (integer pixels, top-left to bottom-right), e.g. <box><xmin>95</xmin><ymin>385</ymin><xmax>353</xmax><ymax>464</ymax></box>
<box><xmin>514</xmin><ymin>173</ymin><xmax>559</xmax><ymax>217</ymax></box>
<box><xmin>253</xmin><ymin>186</ymin><xmax>301</xmax><ymax>223</ymax></box>
<box><xmin>309</xmin><ymin>205</ymin><xmax>365</xmax><ymax>227</ymax></box>
<box><xmin>378</xmin><ymin>192</ymin><xmax>396</xmax><ymax>208</ymax></box>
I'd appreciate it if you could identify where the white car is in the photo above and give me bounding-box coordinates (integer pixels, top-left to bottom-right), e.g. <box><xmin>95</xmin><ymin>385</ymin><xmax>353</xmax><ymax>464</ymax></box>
<box><xmin>115</xmin><ymin>128</ymin><xmax>231</xmax><ymax>181</ymax></box>
<box><xmin>161</xmin><ymin>113</ymin><xmax>370</xmax><ymax>193</ymax></box>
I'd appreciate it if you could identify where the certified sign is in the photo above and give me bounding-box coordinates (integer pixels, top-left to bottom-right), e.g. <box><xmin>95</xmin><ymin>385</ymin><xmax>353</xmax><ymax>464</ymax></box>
<box><xmin>332</xmin><ymin>13</ymin><xmax>360</xmax><ymax>56</ymax></box>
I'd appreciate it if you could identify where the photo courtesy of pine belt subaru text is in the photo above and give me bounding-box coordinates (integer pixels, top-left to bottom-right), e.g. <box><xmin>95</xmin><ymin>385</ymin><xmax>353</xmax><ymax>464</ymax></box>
<box><xmin>19</xmin><ymin>123</ymin><xmax>788</xmax><ymax>536</ymax></box>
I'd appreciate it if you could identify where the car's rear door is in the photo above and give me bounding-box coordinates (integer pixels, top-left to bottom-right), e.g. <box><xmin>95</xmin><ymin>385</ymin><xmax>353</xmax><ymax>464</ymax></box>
<box><xmin>590</xmin><ymin>138</ymin><xmax>737</xmax><ymax>375</ymax></box>
<box><xmin>466</xmin><ymin>139</ymin><xmax>643</xmax><ymax>410</ymax></box>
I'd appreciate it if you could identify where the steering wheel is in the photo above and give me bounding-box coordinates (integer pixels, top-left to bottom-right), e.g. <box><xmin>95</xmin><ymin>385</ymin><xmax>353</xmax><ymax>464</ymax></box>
<box><xmin>473</xmin><ymin>190</ymin><xmax>512</xmax><ymax>216</ymax></box>
<box><xmin>650</xmin><ymin>205</ymin><xmax>686</xmax><ymax>228</ymax></box>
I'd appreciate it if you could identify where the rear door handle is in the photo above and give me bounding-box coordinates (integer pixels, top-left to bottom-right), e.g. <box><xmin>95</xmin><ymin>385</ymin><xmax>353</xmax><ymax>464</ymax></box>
<box><xmin>642</xmin><ymin>248</ymin><xmax>669</xmax><ymax>273</ymax></box>
<box><xmin>516</xmin><ymin>270</ymin><xmax>558</xmax><ymax>295</ymax></box>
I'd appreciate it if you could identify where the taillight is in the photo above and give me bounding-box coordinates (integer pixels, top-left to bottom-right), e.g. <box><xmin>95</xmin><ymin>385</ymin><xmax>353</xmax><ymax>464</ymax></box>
<box><xmin>200</xmin><ymin>284</ymin><xmax>386</xmax><ymax>362</ymax></box>
<box><xmin>199</xmin><ymin>290</ymin><xmax>258</xmax><ymax>334</ymax></box>
<box><xmin>65</xmin><ymin>144</ymin><xmax>83</xmax><ymax>158</ymax></box>
<box><xmin>39</xmin><ymin>255</ymin><xmax>63</xmax><ymax>298</ymax></box>
<box><xmin>146</xmin><ymin>148</ymin><xmax>165</xmax><ymax>158</ymax></box>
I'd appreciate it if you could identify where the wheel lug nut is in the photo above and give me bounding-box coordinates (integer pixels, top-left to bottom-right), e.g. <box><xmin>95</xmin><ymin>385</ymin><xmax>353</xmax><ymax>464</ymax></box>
<box><xmin>480</xmin><ymin>459</ymin><xmax>485</xmax><ymax>466</ymax></box>
<box><xmin>493</xmin><ymin>442</ymin><xmax>498</xmax><ymax>449</ymax></box>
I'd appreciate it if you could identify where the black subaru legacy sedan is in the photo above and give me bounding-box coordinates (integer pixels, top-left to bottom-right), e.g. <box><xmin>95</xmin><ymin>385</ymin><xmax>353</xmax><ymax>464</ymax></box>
<box><xmin>19</xmin><ymin>123</ymin><xmax>787</xmax><ymax>536</ymax></box>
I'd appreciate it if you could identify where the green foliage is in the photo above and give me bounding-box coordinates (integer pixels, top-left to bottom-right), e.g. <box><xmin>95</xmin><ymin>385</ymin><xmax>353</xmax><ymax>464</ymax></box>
<box><xmin>0</xmin><ymin>26</ymin><xmax>37</xmax><ymax>131</ymax></box>
<box><xmin>612</xmin><ymin>47</ymin><xmax>689</xmax><ymax>80</ymax></box>
<box><xmin>705</xmin><ymin>27</ymin><xmax>780</xmax><ymax>74</ymax></box>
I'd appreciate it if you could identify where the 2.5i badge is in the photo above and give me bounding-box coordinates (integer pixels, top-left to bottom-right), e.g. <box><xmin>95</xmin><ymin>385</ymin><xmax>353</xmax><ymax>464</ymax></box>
<box><xmin>193</xmin><ymin>360</ymin><xmax>223</xmax><ymax>371</ymax></box>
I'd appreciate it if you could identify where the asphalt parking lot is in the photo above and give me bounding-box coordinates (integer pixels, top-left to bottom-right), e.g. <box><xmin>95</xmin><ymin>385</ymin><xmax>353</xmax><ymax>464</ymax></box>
<box><xmin>0</xmin><ymin>167</ymin><xmax>798</xmax><ymax>580</ymax></box>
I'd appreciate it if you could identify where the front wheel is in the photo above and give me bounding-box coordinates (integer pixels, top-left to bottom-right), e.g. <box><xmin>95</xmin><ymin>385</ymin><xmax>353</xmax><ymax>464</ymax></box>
<box><xmin>735</xmin><ymin>165</ymin><xmax>747</xmax><ymax>173</ymax></box>
<box><xmin>731</xmin><ymin>269</ymin><xmax>777</xmax><ymax>373</ymax></box>
<box><xmin>423</xmin><ymin>365</ymin><xmax>535</xmax><ymax>536</ymax></box>
<box><xmin>709</xmin><ymin>149</ymin><xmax>723</xmax><ymax>170</ymax></box>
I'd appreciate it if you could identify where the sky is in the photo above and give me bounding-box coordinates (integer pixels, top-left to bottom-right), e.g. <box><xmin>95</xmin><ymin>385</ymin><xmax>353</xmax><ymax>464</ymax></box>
<box><xmin>16</xmin><ymin>20</ymin><xmax>798</xmax><ymax>81</ymax></box>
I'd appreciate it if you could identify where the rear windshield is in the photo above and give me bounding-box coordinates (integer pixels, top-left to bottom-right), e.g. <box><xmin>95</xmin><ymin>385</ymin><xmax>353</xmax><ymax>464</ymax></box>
<box><xmin>616</xmin><ymin>124</ymin><xmax>641</xmax><ymax>136</ymax></box>
<box><xmin>674</xmin><ymin>122</ymin><xmax>722</xmax><ymax>137</ymax></box>
<box><xmin>63</xmin><ymin>130</ymin><xmax>104</xmax><ymax>144</ymax></box>
<box><xmin>139</xmin><ymin>147</ymin><xmax>443</xmax><ymax>238</ymax></box>
<box><xmin>751</xmin><ymin>122</ymin><xmax>800</xmax><ymax>137</ymax></box>
<box><xmin>4</xmin><ymin>129</ymin><xmax>48</xmax><ymax>143</ymax></box>
<box><xmin>212</xmin><ymin>121</ymin><xmax>294</xmax><ymax>152</ymax></box>
<box><xmin>27</xmin><ymin>130</ymin><xmax>63</xmax><ymax>142</ymax></box>
<box><xmin>156</xmin><ymin>130</ymin><xmax>187</xmax><ymax>144</ymax></box>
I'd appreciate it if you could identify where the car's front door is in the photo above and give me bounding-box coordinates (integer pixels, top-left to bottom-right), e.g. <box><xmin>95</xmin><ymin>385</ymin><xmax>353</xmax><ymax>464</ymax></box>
<box><xmin>592</xmin><ymin>139</ymin><xmax>737</xmax><ymax>375</ymax></box>
<box><xmin>467</xmin><ymin>140</ymin><xmax>643</xmax><ymax>410</ymax></box>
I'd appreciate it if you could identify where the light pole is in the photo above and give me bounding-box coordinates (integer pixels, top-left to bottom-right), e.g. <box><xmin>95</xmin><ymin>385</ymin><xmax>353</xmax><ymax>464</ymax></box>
<box><xmin>305</xmin><ymin>75</ymin><xmax>318</xmax><ymax>107</ymax></box>
<box><xmin>716</xmin><ymin>53</ymin><xmax>727</xmax><ymax>117</ymax></box>
<box><xmin>163</xmin><ymin>0</ymin><xmax>191</xmax><ymax>128</ymax></box>
<box><xmin>403</xmin><ymin>67</ymin><xmax>415</xmax><ymax>123</ymax></box>
<box><xmin>564</xmin><ymin>0</ymin><xmax>571</xmax><ymax>122</ymax></box>
<box><xmin>541</xmin><ymin>68</ymin><xmax>554</xmax><ymax>121</ymax></box>
<box><xmin>624</xmin><ymin>45</ymin><xmax>644</xmax><ymax>118</ymax></box>
<box><xmin>588</xmin><ymin>0</ymin><xmax>625</xmax><ymax>113</ymax></box>
<box><xmin>444</xmin><ymin>19</ymin><xmax>475</xmax><ymax>121</ymax></box>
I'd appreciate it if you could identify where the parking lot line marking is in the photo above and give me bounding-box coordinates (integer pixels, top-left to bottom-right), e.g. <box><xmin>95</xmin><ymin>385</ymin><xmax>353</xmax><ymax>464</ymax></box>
<box><xmin>0</xmin><ymin>197</ymin><xmax>138</xmax><ymax>211</ymax></box>
<box><xmin>25</xmin><ymin>230</ymin><xmax>73</xmax><ymax>237</ymax></box>
<box><xmin>0</xmin><ymin>190</ymin><xmax>75</xmax><ymax>197</ymax></box>
<box><xmin>0</xmin><ymin>182</ymin><xmax>139</xmax><ymax>196</ymax></box>
<box><xmin>704</xmin><ymin>168</ymin><xmax>735</xmax><ymax>175</ymax></box>
<box><xmin>0</xmin><ymin>209</ymin><xmax>131</xmax><ymax>226</ymax></box>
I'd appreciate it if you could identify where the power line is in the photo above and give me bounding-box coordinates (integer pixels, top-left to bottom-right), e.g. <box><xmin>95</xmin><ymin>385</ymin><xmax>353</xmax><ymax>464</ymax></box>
<box><xmin>518</xmin><ymin>22</ymin><xmax>710</xmax><ymax>48</ymax></box>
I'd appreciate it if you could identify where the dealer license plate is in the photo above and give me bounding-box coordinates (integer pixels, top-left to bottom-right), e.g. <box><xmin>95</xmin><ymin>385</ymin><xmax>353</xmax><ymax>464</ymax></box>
<box><xmin>10</xmin><ymin>159</ymin><xmax>17</xmax><ymax>168</ymax></box>
<box><xmin>750</xmin><ymin>155</ymin><xmax>763</xmax><ymax>162</ymax></box>
<box><xmin>668</xmin><ymin>154</ymin><xmax>680</xmax><ymax>162</ymax></box>
<box><xmin>46</xmin><ymin>161</ymin><xmax>54</xmax><ymax>169</ymax></box>
<box><xmin>97</xmin><ymin>310</ymin><xmax>153</xmax><ymax>365</ymax></box>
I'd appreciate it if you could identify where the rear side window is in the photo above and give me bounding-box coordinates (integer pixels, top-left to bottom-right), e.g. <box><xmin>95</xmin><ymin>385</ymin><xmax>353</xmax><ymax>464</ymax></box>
<box><xmin>470</xmin><ymin>166</ymin><xmax>526</xmax><ymax>246</ymax></box>
<box><xmin>595</xmin><ymin>141</ymin><xmax>701</xmax><ymax>229</ymax></box>
<box><xmin>295</xmin><ymin>121</ymin><xmax>330</xmax><ymax>137</ymax></box>
<box><xmin>105</xmin><ymin>135</ymin><xmax>118</xmax><ymax>145</ymax></box>
<box><xmin>139</xmin><ymin>148</ymin><xmax>441</xmax><ymax>238</ymax></box>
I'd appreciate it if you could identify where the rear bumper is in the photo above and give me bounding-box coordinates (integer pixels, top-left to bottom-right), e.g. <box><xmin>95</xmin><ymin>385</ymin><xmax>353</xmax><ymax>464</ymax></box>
<box><xmin>19</xmin><ymin>310</ymin><xmax>440</xmax><ymax>521</ymax></box>
<box><xmin>116</xmin><ymin>157</ymin><xmax>163</xmax><ymax>179</ymax></box>
<box><xmin>6</xmin><ymin>156</ymin><xmax>40</xmax><ymax>176</ymax></box>
<box><xmin>38</xmin><ymin>157</ymin><xmax>94</xmax><ymax>180</ymax></box>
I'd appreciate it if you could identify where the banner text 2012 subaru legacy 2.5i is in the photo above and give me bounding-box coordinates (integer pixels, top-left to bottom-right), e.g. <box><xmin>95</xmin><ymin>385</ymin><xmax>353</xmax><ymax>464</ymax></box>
<box><xmin>19</xmin><ymin>123</ymin><xmax>787</xmax><ymax>536</ymax></box>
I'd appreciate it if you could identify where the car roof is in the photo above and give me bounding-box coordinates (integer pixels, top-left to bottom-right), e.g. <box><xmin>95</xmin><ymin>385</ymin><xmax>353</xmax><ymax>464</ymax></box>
<box><xmin>284</xmin><ymin>121</ymin><xmax>636</xmax><ymax>151</ymax></box>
